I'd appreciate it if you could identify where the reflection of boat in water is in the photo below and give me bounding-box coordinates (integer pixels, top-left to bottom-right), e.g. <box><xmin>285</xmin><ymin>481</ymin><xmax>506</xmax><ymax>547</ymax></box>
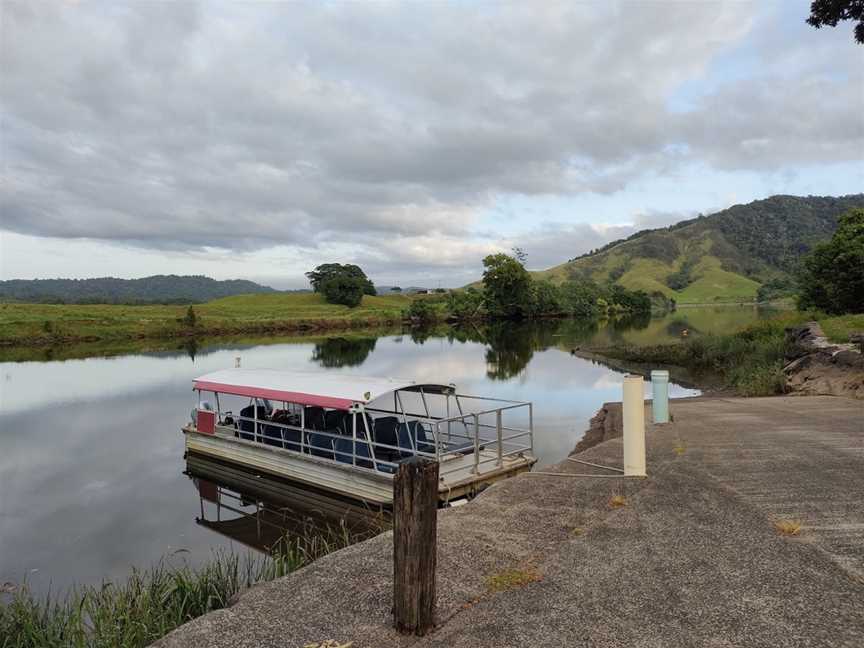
<box><xmin>186</xmin><ymin>454</ymin><xmax>384</xmax><ymax>554</ymax></box>
<box><xmin>183</xmin><ymin>370</ymin><xmax>536</xmax><ymax>506</ymax></box>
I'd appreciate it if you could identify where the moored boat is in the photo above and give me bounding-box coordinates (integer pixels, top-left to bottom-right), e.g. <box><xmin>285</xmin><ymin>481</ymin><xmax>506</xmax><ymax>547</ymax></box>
<box><xmin>183</xmin><ymin>369</ymin><xmax>537</xmax><ymax>506</ymax></box>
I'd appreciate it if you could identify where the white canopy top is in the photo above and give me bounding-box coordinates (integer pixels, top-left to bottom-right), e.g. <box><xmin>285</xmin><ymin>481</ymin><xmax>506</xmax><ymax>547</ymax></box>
<box><xmin>193</xmin><ymin>369</ymin><xmax>452</xmax><ymax>410</ymax></box>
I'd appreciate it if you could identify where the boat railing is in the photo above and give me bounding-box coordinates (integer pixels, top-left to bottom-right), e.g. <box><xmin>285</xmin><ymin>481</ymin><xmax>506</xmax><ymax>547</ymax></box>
<box><xmin>202</xmin><ymin>398</ymin><xmax>533</xmax><ymax>478</ymax></box>
<box><xmin>433</xmin><ymin>402</ymin><xmax>533</xmax><ymax>477</ymax></box>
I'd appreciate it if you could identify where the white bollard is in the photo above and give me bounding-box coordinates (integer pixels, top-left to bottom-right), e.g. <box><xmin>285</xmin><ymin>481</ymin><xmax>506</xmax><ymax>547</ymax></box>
<box><xmin>622</xmin><ymin>374</ymin><xmax>647</xmax><ymax>477</ymax></box>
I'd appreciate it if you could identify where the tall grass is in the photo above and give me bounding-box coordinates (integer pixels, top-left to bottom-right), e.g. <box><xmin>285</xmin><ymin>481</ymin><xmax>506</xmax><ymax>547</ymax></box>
<box><xmin>603</xmin><ymin>312</ymin><xmax>808</xmax><ymax>396</ymax></box>
<box><xmin>0</xmin><ymin>521</ymin><xmax>367</xmax><ymax>648</ymax></box>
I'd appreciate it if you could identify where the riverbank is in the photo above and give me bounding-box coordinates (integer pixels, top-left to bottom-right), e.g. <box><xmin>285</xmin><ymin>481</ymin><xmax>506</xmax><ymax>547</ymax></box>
<box><xmin>155</xmin><ymin>395</ymin><xmax>864</xmax><ymax>647</ymax></box>
<box><xmin>0</xmin><ymin>293</ymin><xmax>412</xmax><ymax>348</ymax></box>
<box><xmin>0</xmin><ymin>519</ymin><xmax>377</xmax><ymax>647</ymax></box>
<box><xmin>588</xmin><ymin>312</ymin><xmax>864</xmax><ymax>397</ymax></box>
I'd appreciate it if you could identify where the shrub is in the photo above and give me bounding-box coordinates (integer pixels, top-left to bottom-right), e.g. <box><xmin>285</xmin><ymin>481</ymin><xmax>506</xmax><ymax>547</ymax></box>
<box><xmin>405</xmin><ymin>298</ymin><xmax>438</xmax><ymax>324</ymax></box>
<box><xmin>446</xmin><ymin>288</ymin><xmax>484</xmax><ymax>320</ymax></box>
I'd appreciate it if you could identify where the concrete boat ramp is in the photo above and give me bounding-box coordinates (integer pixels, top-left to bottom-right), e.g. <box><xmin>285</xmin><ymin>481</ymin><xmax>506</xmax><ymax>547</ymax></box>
<box><xmin>157</xmin><ymin>395</ymin><xmax>864</xmax><ymax>648</ymax></box>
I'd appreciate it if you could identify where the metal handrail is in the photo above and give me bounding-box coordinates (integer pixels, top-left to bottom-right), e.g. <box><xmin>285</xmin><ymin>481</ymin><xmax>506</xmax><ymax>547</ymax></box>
<box><xmin>198</xmin><ymin>392</ymin><xmax>534</xmax><ymax>478</ymax></box>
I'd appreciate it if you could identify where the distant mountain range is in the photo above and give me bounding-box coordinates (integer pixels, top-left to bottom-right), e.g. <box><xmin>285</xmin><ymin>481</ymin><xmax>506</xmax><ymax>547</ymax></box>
<box><xmin>534</xmin><ymin>194</ymin><xmax>864</xmax><ymax>303</ymax></box>
<box><xmin>0</xmin><ymin>275</ymin><xmax>276</xmax><ymax>304</ymax></box>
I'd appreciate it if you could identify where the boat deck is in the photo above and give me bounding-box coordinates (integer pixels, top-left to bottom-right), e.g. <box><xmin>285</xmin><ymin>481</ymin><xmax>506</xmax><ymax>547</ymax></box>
<box><xmin>183</xmin><ymin>424</ymin><xmax>536</xmax><ymax>506</ymax></box>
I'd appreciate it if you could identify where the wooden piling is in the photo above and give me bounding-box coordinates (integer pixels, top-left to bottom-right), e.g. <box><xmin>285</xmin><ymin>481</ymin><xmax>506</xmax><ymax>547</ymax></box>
<box><xmin>393</xmin><ymin>457</ymin><xmax>438</xmax><ymax>635</ymax></box>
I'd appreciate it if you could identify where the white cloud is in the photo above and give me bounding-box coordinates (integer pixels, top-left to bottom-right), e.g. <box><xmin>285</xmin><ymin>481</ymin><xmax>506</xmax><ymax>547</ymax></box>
<box><xmin>0</xmin><ymin>1</ymin><xmax>861</xmax><ymax>283</ymax></box>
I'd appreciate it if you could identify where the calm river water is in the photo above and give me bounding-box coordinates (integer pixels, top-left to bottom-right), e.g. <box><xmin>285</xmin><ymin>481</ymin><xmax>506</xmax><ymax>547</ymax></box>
<box><xmin>0</xmin><ymin>307</ymin><xmax>775</xmax><ymax>594</ymax></box>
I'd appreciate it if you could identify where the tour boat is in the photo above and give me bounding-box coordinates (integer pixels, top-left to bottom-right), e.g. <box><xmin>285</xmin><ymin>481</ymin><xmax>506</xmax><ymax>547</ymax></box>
<box><xmin>183</xmin><ymin>369</ymin><xmax>537</xmax><ymax>507</ymax></box>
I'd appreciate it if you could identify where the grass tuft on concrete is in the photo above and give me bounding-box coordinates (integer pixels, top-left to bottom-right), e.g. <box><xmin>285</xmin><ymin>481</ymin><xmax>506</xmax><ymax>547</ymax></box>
<box><xmin>485</xmin><ymin>567</ymin><xmax>542</xmax><ymax>593</ymax></box>
<box><xmin>774</xmin><ymin>519</ymin><xmax>803</xmax><ymax>536</ymax></box>
<box><xmin>609</xmin><ymin>494</ymin><xmax>627</xmax><ymax>508</ymax></box>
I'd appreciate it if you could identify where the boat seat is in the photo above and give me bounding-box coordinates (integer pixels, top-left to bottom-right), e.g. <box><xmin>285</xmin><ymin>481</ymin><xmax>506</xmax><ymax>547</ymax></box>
<box><xmin>333</xmin><ymin>438</ymin><xmax>375</xmax><ymax>469</ymax></box>
<box><xmin>350</xmin><ymin>412</ymin><xmax>374</xmax><ymax>439</ymax></box>
<box><xmin>414</xmin><ymin>422</ymin><xmax>437</xmax><ymax>454</ymax></box>
<box><xmin>262</xmin><ymin>423</ymin><xmax>284</xmax><ymax>448</ymax></box>
<box><xmin>398</xmin><ymin>420</ymin><xmax>437</xmax><ymax>455</ymax></box>
<box><xmin>372</xmin><ymin>416</ymin><xmax>401</xmax><ymax>462</ymax></box>
<box><xmin>396</xmin><ymin>421</ymin><xmax>417</xmax><ymax>456</ymax></box>
<box><xmin>309</xmin><ymin>432</ymin><xmax>335</xmax><ymax>460</ymax></box>
<box><xmin>238</xmin><ymin>405</ymin><xmax>269</xmax><ymax>441</ymax></box>
<box><xmin>304</xmin><ymin>406</ymin><xmax>326</xmax><ymax>431</ymax></box>
<box><xmin>325</xmin><ymin>410</ymin><xmax>350</xmax><ymax>435</ymax></box>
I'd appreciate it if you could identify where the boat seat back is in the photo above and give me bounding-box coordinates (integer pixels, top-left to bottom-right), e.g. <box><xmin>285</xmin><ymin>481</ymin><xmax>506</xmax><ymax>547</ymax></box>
<box><xmin>373</xmin><ymin>416</ymin><xmax>399</xmax><ymax>448</ymax></box>
<box><xmin>308</xmin><ymin>431</ymin><xmax>334</xmax><ymax>460</ymax></box>
<box><xmin>325</xmin><ymin>410</ymin><xmax>349</xmax><ymax>435</ymax></box>
<box><xmin>396</xmin><ymin>421</ymin><xmax>417</xmax><ymax>455</ymax></box>
<box><xmin>304</xmin><ymin>406</ymin><xmax>326</xmax><ymax>431</ymax></box>
<box><xmin>238</xmin><ymin>405</ymin><xmax>269</xmax><ymax>441</ymax></box>
<box><xmin>332</xmin><ymin>438</ymin><xmax>375</xmax><ymax>469</ymax></box>
<box><xmin>349</xmin><ymin>412</ymin><xmax>374</xmax><ymax>439</ymax></box>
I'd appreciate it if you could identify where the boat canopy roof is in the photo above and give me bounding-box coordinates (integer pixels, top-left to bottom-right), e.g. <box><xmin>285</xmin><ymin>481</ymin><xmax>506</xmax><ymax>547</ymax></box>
<box><xmin>193</xmin><ymin>369</ymin><xmax>452</xmax><ymax>410</ymax></box>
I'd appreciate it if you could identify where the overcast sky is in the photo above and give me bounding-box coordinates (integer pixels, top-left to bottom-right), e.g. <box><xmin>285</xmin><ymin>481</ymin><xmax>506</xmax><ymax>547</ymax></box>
<box><xmin>1</xmin><ymin>1</ymin><xmax>862</xmax><ymax>289</ymax></box>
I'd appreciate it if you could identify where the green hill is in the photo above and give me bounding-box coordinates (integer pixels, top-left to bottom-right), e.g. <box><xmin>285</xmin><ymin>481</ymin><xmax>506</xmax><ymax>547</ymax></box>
<box><xmin>535</xmin><ymin>194</ymin><xmax>864</xmax><ymax>304</ymax></box>
<box><xmin>0</xmin><ymin>274</ymin><xmax>277</xmax><ymax>304</ymax></box>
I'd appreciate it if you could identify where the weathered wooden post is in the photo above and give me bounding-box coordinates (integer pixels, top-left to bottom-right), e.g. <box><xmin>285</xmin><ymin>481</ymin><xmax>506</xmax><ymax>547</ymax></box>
<box><xmin>393</xmin><ymin>457</ymin><xmax>438</xmax><ymax>635</ymax></box>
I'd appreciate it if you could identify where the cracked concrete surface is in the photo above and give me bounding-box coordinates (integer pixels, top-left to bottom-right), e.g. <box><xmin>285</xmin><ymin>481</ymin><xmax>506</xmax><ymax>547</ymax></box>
<box><xmin>156</xmin><ymin>395</ymin><xmax>864</xmax><ymax>648</ymax></box>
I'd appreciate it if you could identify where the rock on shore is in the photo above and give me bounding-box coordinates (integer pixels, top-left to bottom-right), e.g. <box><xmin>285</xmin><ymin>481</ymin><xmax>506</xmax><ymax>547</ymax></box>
<box><xmin>784</xmin><ymin>322</ymin><xmax>864</xmax><ymax>399</ymax></box>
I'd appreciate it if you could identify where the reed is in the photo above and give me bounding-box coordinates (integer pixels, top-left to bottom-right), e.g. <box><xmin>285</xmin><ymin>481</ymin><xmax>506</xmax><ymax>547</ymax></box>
<box><xmin>0</xmin><ymin>520</ymin><xmax>367</xmax><ymax>648</ymax></box>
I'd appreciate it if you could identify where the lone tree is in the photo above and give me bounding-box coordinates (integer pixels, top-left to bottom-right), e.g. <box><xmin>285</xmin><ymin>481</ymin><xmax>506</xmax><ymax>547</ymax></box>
<box><xmin>183</xmin><ymin>305</ymin><xmax>197</xmax><ymax>327</ymax></box>
<box><xmin>797</xmin><ymin>208</ymin><xmax>864</xmax><ymax>315</ymax></box>
<box><xmin>306</xmin><ymin>263</ymin><xmax>376</xmax><ymax>307</ymax></box>
<box><xmin>481</xmin><ymin>252</ymin><xmax>532</xmax><ymax>318</ymax></box>
<box><xmin>807</xmin><ymin>0</ymin><xmax>864</xmax><ymax>43</ymax></box>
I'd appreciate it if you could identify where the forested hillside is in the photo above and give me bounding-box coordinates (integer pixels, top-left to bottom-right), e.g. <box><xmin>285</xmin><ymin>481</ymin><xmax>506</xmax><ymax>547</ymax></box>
<box><xmin>536</xmin><ymin>194</ymin><xmax>864</xmax><ymax>304</ymax></box>
<box><xmin>0</xmin><ymin>275</ymin><xmax>275</xmax><ymax>304</ymax></box>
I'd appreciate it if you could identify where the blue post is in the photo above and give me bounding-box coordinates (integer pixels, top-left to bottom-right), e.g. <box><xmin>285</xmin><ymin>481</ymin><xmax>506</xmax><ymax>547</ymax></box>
<box><xmin>651</xmin><ymin>370</ymin><xmax>670</xmax><ymax>424</ymax></box>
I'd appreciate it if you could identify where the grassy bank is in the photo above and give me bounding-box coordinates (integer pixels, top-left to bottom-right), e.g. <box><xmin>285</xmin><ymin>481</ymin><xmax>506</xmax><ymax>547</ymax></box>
<box><xmin>0</xmin><ymin>521</ymin><xmax>372</xmax><ymax>648</ymax></box>
<box><xmin>595</xmin><ymin>312</ymin><xmax>861</xmax><ymax>397</ymax></box>
<box><xmin>819</xmin><ymin>314</ymin><xmax>864</xmax><ymax>344</ymax></box>
<box><xmin>0</xmin><ymin>293</ymin><xmax>412</xmax><ymax>348</ymax></box>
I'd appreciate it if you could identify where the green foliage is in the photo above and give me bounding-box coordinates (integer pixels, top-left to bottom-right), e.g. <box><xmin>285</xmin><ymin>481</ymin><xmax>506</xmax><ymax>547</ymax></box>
<box><xmin>529</xmin><ymin>280</ymin><xmax>564</xmax><ymax>316</ymax></box>
<box><xmin>405</xmin><ymin>298</ymin><xmax>439</xmax><ymax>324</ymax></box>
<box><xmin>797</xmin><ymin>208</ymin><xmax>864</xmax><ymax>314</ymax></box>
<box><xmin>666</xmin><ymin>257</ymin><xmax>697</xmax><ymax>290</ymax></box>
<box><xmin>482</xmin><ymin>253</ymin><xmax>532</xmax><ymax>318</ymax></box>
<box><xmin>183</xmin><ymin>305</ymin><xmax>197</xmax><ymax>327</ymax></box>
<box><xmin>756</xmin><ymin>277</ymin><xmax>797</xmax><ymax>302</ymax></box>
<box><xmin>605</xmin><ymin>313</ymin><xmax>809</xmax><ymax>396</ymax></box>
<box><xmin>446</xmin><ymin>288</ymin><xmax>484</xmax><ymax>320</ymax></box>
<box><xmin>807</xmin><ymin>0</ymin><xmax>864</xmax><ymax>44</ymax></box>
<box><xmin>319</xmin><ymin>275</ymin><xmax>365</xmax><ymax>307</ymax></box>
<box><xmin>305</xmin><ymin>264</ymin><xmax>376</xmax><ymax>297</ymax></box>
<box><xmin>558</xmin><ymin>280</ymin><xmax>601</xmax><ymax>317</ymax></box>
<box><xmin>0</xmin><ymin>520</ymin><xmax>361</xmax><ymax>648</ymax></box>
<box><xmin>608</xmin><ymin>284</ymin><xmax>652</xmax><ymax>313</ymax></box>
<box><xmin>0</xmin><ymin>275</ymin><xmax>276</xmax><ymax>305</ymax></box>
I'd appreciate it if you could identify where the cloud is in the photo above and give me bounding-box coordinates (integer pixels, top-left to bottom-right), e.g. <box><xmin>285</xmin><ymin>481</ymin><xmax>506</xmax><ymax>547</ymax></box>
<box><xmin>0</xmin><ymin>0</ymin><xmax>861</xmax><ymax>280</ymax></box>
